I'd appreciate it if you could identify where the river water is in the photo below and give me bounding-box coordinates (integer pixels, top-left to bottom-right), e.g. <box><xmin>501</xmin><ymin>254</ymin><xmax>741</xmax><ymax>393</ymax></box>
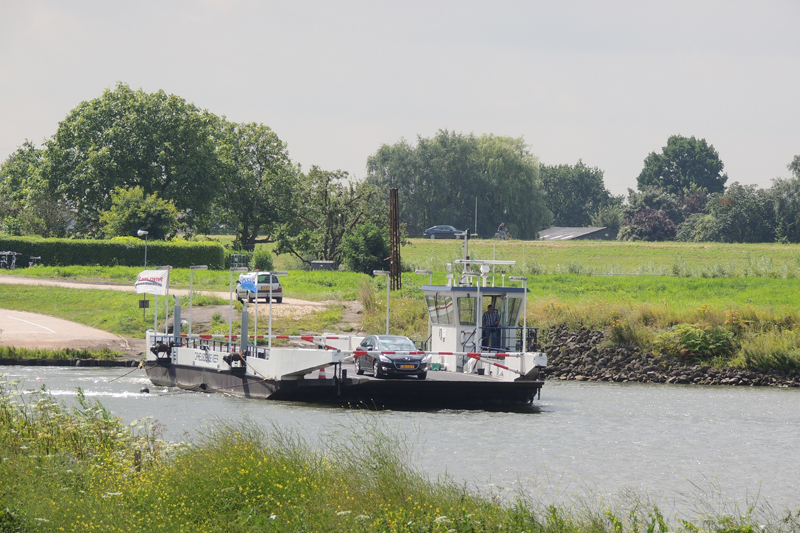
<box><xmin>3</xmin><ymin>365</ymin><xmax>799</xmax><ymax>519</ymax></box>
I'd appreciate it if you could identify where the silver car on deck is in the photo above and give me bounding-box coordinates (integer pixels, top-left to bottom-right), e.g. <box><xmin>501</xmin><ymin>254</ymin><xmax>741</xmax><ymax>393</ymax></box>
<box><xmin>235</xmin><ymin>272</ymin><xmax>283</xmax><ymax>303</ymax></box>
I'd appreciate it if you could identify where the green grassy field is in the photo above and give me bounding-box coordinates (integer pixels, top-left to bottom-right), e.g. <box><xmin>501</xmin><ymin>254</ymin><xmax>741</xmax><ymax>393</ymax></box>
<box><xmin>399</xmin><ymin>239</ymin><xmax>800</xmax><ymax>277</ymax></box>
<box><xmin>4</xmin><ymin>239</ymin><xmax>800</xmax><ymax>370</ymax></box>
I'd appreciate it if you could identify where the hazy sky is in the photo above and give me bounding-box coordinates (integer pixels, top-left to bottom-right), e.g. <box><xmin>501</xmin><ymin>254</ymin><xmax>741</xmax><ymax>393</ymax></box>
<box><xmin>1</xmin><ymin>0</ymin><xmax>798</xmax><ymax>195</ymax></box>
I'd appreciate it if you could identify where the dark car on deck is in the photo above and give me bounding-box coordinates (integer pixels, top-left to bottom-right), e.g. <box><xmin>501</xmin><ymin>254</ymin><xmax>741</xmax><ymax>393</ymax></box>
<box><xmin>423</xmin><ymin>225</ymin><xmax>464</xmax><ymax>239</ymax></box>
<box><xmin>354</xmin><ymin>335</ymin><xmax>428</xmax><ymax>379</ymax></box>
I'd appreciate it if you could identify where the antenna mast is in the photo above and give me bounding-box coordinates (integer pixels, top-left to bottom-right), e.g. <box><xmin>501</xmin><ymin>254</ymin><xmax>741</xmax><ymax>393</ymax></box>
<box><xmin>389</xmin><ymin>188</ymin><xmax>401</xmax><ymax>291</ymax></box>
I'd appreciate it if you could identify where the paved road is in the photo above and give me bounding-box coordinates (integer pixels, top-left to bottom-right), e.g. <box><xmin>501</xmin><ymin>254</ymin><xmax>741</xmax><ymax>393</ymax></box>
<box><xmin>0</xmin><ymin>308</ymin><xmax>130</xmax><ymax>351</ymax></box>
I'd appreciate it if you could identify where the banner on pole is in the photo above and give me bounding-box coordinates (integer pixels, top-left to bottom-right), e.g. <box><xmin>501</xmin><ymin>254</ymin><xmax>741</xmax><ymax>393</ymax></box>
<box><xmin>135</xmin><ymin>270</ymin><xmax>170</xmax><ymax>296</ymax></box>
<box><xmin>238</xmin><ymin>272</ymin><xmax>258</xmax><ymax>293</ymax></box>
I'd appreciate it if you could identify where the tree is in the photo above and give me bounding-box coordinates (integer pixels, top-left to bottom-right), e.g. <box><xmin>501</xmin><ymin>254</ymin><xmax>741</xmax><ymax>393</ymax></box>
<box><xmin>366</xmin><ymin>130</ymin><xmax>550</xmax><ymax>239</ymax></box>
<box><xmin>42</xmin><ymin>83</ymin><xmax>219</xmax><ymax>235</ymax></box>
<box><xmin>637</xmin><ymin>135</ymin><xmax>727</xmax><ymax>194</ymax></box>
<box><xmin>215</xmin><ymin>120</ymin><xmax>297</xmax><ymax>250</ymax></box>
<box><xmin>0</xmin><ymin>141</ymin><xmax>70</xmax><ymax>237</ymax></box>
<box><xmin>540</xmin><ymin>160</ymin><xmax>612</xmax><ymax>226</ymax></box>
<box><xmin>618</xmin><ymin>208</ymin><xmax>677</xmax><ymax>241</ymax></box>
<box><xmin>341</xmin><ymin>223</ymin><xmax>390</xmax><ymax>275</ymax></box>
<box><xmin>789</xmin><ymin>155</ymin><xmax>800</xmax><ymax>179</ymax></box>
<box><xmin>590</xmin><ymin>205</ymin><xmax>624</xmax><ymax>234</ymax></box>
<box><xmin>705</xmin><ymin>183</ymin><xmax>775</xmax><ymax>243</ymax></box>
<box><xmin>622</xmin><ymin>187</ymin><xmax>683</xmax><ymax>224</ymax></box>
<box><xmin>99</xmin><ymin>186</ymin><xmax>179</xmax><ymax>240</ymax></box>
<box><xmin>476</xmin><ymin>135</ymin><xmax>551</xmax><ymax>238</ymax></box>
<box><xmin>276</xmin><ymin>166</ymin><xmax>381</xmax><ymax>265</ymax></box>
<box><xmin>771</xmin><ymin>155</ymin><xmax>800</xmax><ymax>243</ymax></box>
<box><xmin>676</xmin><ymin>213</ymin><xmax>718</xmax><ymax>242</ymax></box>
<box><xmin>0</xmin><ymin>141</ymin><xmax>43</xmax><ymax>204</ymax></box>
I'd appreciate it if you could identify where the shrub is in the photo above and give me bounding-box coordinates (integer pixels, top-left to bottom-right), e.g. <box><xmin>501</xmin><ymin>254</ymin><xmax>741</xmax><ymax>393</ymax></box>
<box><xmin>736</xmin><ymin>328</ymin><xmax>800</xmax><ymax>372</ymax></box>
<box><xmin>0</xmin><ymin>235</ymin><xmax>225</xmax><ymax>269</ymax></box>
<box><xmin>99</xmin><ymin>186</ymin><xmax>179</xmax><ymax>240</ymax></box>
<box><xmin>341</xmin><ymin>223</ymin><xmax>390</xmax><ymax>275</ymax></box>
<box><xmin>653</xmin><ymin>324</ymin><xmax>736</xmax><ymax>360</ymax></box>
<box><xmin>619</xmin><ymin>208</ymin><xmax>677</xmax><ymax>241</ymax></box>
<box><xmin>252</xmin><ymin>249</ymin><xmax>274</xmax><ymax>271</ymax></box>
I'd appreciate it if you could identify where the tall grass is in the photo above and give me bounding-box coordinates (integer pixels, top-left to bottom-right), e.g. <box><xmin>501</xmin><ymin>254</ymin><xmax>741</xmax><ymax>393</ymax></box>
<box><xmin>0</xmin><ymin>378</ymin><xmax>788</xmax><ymax>532</ymax></box>
<box><xmin>0</xmin><ymin>346</ymin><xmax>121</xmax><ymax>360</ymax></box>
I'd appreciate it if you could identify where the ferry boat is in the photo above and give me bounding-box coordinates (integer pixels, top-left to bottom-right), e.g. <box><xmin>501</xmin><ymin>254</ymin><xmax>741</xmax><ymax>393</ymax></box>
<box><xmin>143</xmin><ymin>235</ymin><xmax>547</xmax><ymax>410</ymax></box>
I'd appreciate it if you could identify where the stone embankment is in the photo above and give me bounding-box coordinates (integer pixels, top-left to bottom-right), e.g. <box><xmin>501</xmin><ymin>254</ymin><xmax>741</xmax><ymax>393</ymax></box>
<box><xmin>543</xmin><ymin>326</ymin><xmax>800</xmax><ymax>388</ymax></box>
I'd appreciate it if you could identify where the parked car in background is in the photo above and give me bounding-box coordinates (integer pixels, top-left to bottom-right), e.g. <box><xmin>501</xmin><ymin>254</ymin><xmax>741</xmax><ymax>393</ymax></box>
<box><xmin>354</xmin><ymin>335</ymin><xmax>428</xmax><ymax>379</ymax></box>
<box><xmin>423</xmin><ymin>225</ymin><xmax>464</xmax><ymax>239</ymax></box>
<box><xmin>235</xmin><ymin>272</ymin><xmax>283</xmax><ymax>303</ymax></box>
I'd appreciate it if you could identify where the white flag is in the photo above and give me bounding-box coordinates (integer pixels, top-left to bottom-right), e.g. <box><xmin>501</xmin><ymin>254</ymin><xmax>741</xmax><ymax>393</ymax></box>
<box><xmin>135</xmin><ymin>270</ymin><xmax>170</xmax><ymax>296</ymax></box>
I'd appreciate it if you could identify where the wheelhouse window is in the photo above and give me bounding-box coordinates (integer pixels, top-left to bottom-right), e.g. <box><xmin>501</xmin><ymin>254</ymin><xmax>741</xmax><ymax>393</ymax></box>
<box><xmin>506</xmin><ymin>298</ymin><xmax>522</xmax><ymax>326</ymax></box>
<box><xmin>457</xmin><ymin>297</ymin><xmax>476</xmax><ymax>325</ymax></box>
<box><xmin>426</xmin><ymin>294</ymin><xmax>454</xmax><ymax>325</ymax></box>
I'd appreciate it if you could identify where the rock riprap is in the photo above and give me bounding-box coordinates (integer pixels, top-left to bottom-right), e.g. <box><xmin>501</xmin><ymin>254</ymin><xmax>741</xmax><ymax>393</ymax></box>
<box><xmin>542</xmin><ymin>326</ymin><xmax>800</xmax><ymax>388</ymax></box>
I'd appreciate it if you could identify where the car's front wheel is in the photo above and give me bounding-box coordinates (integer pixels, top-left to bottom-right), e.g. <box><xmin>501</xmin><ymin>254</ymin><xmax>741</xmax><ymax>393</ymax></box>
<box><xmin>418</xmin><ymin>372</ymin><xmax>427</xmax><ymax>380</ymax></box>
<box><xmin>355</xmin><ymin>358</ymin><xmax>364</xmax><ymax>375</ymax></box>
<box><xmin>430</xmin><ymin>234</ymin><xmax>436</xmax><ymax>239</ymax></box>
<box><xmin>373</xmin><ymin>360</ymin><xmax>382</xmax><ymax>378</ymax></box>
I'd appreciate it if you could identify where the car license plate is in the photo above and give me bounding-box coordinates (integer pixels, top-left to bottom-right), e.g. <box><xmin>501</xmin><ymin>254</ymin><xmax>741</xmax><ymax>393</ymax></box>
<box><xmin>400</xmin><ymin>364</ymin><xmax>414</xmax><ymax>369</ymax></box>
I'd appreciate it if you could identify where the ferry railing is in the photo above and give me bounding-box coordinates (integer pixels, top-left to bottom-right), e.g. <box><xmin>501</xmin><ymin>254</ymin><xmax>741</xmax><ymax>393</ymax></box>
<box><xmin>474</xmin><ymin>326</ymin><xmax>540</xmax><ymax>353</ymax></box>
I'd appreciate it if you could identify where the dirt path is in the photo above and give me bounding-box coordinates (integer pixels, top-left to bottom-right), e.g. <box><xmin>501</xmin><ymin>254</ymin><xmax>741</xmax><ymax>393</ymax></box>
<box><xmin>0</xmin><ymin>275</ymin><xmax>326</xmax><ymax>315</ymax></box>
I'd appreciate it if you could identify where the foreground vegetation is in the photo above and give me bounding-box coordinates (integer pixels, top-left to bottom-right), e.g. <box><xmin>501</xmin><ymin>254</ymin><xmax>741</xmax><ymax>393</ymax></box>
<box><xmin>1</xmin><ymin>377</ymin><xmax>793</xmax><ymax>532</ymax></box>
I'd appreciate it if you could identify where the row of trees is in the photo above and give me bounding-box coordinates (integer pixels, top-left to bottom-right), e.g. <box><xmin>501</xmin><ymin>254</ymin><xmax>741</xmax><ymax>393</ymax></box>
<box><xmin>365</xmin><ymin>131</ymin><xmax>627</xmax><ymax>239</ymax></box>
<box><xmin>0</xmin><ymin>83</ymin><xmax>385</xmax><ymax>270</ymax></box>
<box><xmin>2</xmin><ymin>83</ymin><xmax>798</xmax><ymax>254</ymax></box>
<box><xmin>614</xmin><ymin>137</ymin><xmax>800</xmax><ymax>243</ymax></box>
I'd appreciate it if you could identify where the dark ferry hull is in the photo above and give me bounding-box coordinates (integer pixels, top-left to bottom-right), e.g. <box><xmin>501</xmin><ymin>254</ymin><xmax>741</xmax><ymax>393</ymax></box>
<box><xmin>145</xmin><ymin>359</ymin><xmax>543</xmax><ymax>409</ymax></box>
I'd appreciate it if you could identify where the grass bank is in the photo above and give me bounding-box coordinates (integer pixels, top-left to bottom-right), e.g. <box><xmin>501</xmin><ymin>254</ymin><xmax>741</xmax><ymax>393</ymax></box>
<box><xmin>0</xmin><ymin>346</ymin><xmax>121</xmax><ymax>360</ymax></box>
<box><xmin>0</xmin><ymin>377</ymin><xmax>788</xmax><ymax>532</ymax></box>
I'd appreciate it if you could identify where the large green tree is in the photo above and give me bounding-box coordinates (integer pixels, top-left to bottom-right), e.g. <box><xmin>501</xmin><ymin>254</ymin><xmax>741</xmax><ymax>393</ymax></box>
<box><xmin>771</xmin><ymin>155</ymin><xmax>800</xmax><ymax>243</ymax></box>
<box><xmin>789</xmin><ymin>155</ymin><xmax>800</xmax><ymax>179</ymax></box>
<box><xmin>42</xmin><ymin>83</ymin><xmax>219</xmax><ymax>235</ymax></box>
<box><xmin>0</xmin><ymin>141</ymin><xmax>70</xmax><ymax>237</ymax></box>
<box><xmin>276</xmin><ymin>166</ymin><xmax>380</xmax><ymax>264</ymax></box>
<box><xmin>366</xmin><ymin>130</ymin><xmax>550</xmax><ymax>239</ymax></box>
<box><xmin>704</xmin><ymin>183</ymin><xmax>775</xmax><ymax>243</ymax></box>
<box><xmin>637</xmin><ymin>135</ymin><xmax>727</xmax><ymax>195</ymax></box>
<box><xmin>540</xmin><ymin>160</ymin><xmax>612</xmax><ymax>226</ymax></box>
<box><xmin>215</xmin><ymin>120</ymin><xmax>297</xmax><ymax>249</ymax></box>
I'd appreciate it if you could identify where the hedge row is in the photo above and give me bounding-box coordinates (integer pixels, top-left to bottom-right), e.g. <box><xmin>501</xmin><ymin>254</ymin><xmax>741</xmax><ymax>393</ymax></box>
<box><xmin>0</xmin><ymin>236</ymin><xmax>225</xmax><ymax>269</ymax></box>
